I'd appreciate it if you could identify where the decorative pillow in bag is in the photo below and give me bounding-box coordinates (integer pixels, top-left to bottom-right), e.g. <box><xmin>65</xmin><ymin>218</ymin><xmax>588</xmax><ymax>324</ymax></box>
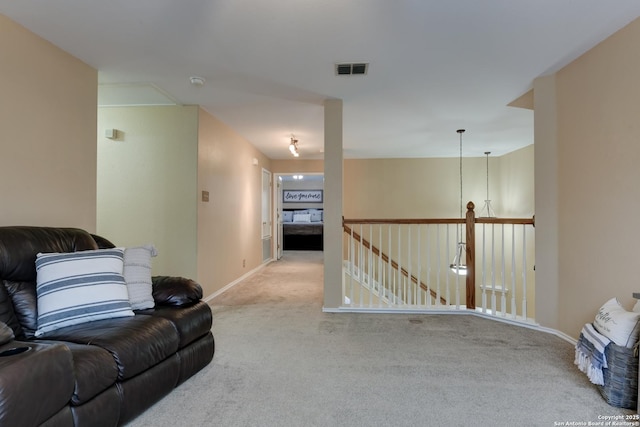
<box><xmin>593</xmin><ymin>298</ymin><xmax>640</xmax><ymax>347</ymax></box>
<box><xmin>123</xmin><ymin>245</ymin><xmax>158</xmax><ymax>310</ymax></box>
<box><xmin>34</xmin><ymin>248</ymin><xmax>134</xmax><ymax>337</ymax></box>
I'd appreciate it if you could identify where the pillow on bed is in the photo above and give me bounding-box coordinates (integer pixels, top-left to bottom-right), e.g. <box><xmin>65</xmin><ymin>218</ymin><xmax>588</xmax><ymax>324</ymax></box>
<box><xmin>294</xmin><ymin>210</ymin><xmax>309</xmax><ymax>215</ymax></box>
<box><xmin>310</xmin><ymin>211</ymin><xmax>323</xmax><ymax>222</ymax></box>
<box><xmin>293</xmin><ymin>213</ymin><xmax>311</xmax><ymax>223</ymax></box>
<box><xmin>593</xmin><ymin>298</ymin><xmax>640</xmax><ymax>347</ymax></box>
<box><xmin>282</xmin><ymin>211</ymin><xmax>293</xmax><ymax>222</ymax></box>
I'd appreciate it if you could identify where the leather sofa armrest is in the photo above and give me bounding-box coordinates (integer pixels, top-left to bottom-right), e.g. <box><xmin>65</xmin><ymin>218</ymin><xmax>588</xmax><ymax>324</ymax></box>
<box><xmin>0</xmin><ymin>341</ymin><xmax>74</xmax><ymax>427</ymax></box>
<box><xmin>0</xmin><ymin>322</ymin><xmax>14</xmax><ymax>346</ymax></box>
<box><xmin>151</xmin><ymin>276</ymin><xmax>203</xmax><ymax>307</ymax></box>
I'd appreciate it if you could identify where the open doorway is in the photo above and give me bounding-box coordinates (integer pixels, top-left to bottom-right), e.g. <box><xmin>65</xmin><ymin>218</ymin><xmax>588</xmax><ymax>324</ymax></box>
<box><xmin>273</xmin><ymin>173</ymin><xmax>324</xmax><ymax>259</ymax></box>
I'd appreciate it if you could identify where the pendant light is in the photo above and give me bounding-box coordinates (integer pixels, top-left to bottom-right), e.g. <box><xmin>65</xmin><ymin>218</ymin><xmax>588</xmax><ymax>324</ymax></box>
<box><xmin>450</xmin><ymin>129</ymin><xmax>468</xmax><ymax>275</ymax></box>
<box><xmin>479</xmin><ymin>151</ymin><xmax>496</xmax><ymax>218</ymax></box>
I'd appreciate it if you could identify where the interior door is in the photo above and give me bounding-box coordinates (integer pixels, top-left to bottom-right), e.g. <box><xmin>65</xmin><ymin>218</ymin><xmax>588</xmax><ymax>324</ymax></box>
<box><xmin>261</xmin><ymin>169</ymin><xmax>272</xmax><ymax>262</ymax></box>
<box><xmin>276</xmin><ymin>178</ymin><xmax>283</xmax><ymax>259</ymax></box>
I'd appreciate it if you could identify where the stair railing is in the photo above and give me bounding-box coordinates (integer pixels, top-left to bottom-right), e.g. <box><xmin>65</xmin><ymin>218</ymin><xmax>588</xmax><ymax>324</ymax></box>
<box><xmin>343</xmin><ymin>202</ymin><xmax>535</xmax><ymax>322</ymax></box>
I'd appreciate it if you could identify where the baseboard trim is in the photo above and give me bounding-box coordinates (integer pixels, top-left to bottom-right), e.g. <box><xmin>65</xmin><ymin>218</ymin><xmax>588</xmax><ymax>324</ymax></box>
<box><xmin>204</xmin><ymin>258</ymin><xmax>274</xmax><ymax>303</ymax></box>
<box><xmin>322</xmin><ymin>306</ymin><xmax>578</xmax><ymax>344</ymax></box>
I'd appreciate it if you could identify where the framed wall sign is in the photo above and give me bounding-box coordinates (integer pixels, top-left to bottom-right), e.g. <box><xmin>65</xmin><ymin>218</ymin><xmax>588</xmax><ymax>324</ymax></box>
<box><xmin>283</xmin><ymin>190</ymin><xmax>323</xmax><ymax>203</ymax></box>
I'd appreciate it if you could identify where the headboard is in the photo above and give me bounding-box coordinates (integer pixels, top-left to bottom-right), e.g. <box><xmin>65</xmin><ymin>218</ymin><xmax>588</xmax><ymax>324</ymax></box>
<box><xmin>282</xmin><ymin>209</ymin><xmax>323</xmax><ymax>223</ymax></box>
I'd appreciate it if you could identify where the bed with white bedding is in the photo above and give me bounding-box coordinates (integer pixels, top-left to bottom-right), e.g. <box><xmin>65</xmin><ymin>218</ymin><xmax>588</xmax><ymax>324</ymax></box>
<box><xmin>282</xmin><ymin>209</ymin><xmax>323</xmax><ymax>250</ymax></box>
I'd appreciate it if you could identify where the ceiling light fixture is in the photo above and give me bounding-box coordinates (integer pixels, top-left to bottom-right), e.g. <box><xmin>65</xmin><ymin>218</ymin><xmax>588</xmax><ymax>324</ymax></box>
<box><xmin>450</xmin><ymin>129</ymin><xmax>468</xmax><ymax>276</ymax></box>
<box><xmin>289</xmin><ymin>136</ymin><xmax>299</xmax><ymax>157</ymax></box>
<box><xmin>189</xmin><ymin>76</ymin><xmax>205</xmax><ymax>86</ymax></box>
<box><xmin>479</xmin><ymin>151</ymin><xmax>496</xmax><ymax>218</ymax></box>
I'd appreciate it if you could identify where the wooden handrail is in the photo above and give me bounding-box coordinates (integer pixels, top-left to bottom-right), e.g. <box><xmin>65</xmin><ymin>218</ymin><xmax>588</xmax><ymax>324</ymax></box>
<box><xmin>343</xmin><ymin>224</ymin><xmax>448</xmax><ymax>305</ymax></box>
<box><xmin>344</xmin><ymin>219</ymin><xmax>464</xmax><ymax>225</ymax></box>
<box><xmin>343</xmin><ymin>218</ymin><xmax>534</xmax><ymax>225</ymax></box>
<box><xmin>343</xmin><ymin>202</ymin><xmax>536</xmax><ymax>311</ymax></box>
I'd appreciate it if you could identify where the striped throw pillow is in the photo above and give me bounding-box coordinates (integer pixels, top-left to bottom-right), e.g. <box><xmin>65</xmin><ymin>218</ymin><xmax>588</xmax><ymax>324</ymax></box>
<box><xmin>34</xmin><ymin>248</ymin><xmax>134</xmax><ymax>337</ymax></box>
<box><xmin>123</xmin><ymin>245</ymin><xmax>157</xmax><ymax>310</ymax></box>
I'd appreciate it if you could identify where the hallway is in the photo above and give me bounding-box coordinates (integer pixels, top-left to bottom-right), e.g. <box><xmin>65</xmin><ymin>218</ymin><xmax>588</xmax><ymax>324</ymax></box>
<box><xmin>212</xmin><ymin>250</ymin><xmax>324</xmax><ymax>308</ymax></box>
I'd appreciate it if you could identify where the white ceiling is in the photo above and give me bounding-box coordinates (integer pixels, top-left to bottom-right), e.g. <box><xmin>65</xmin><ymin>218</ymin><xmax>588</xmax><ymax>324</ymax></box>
<box><xmin>2</xmin><ymin>1</ymin><xmax>639</xmax><ymax>159</ymax></box>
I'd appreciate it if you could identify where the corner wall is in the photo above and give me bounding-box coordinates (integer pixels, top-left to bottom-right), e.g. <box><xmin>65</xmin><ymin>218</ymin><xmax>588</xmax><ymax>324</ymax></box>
<box><xmin>0</xmin><ymin>15</ymin><xmax>97</xmax><ymax>230</ymax></box>
<box><xmin>97</xmin><ymin>106</ymin><xmax>199</xmax><ymax>278</ymax></box>
<box><xmin>552</xmin><ymin>17</ymin><xmax>640</xmax><ymax>337</ymax></box>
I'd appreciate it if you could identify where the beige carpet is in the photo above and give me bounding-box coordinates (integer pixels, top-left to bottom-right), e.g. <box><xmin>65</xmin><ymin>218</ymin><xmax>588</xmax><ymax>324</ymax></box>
<box><xmin>129</xmin><ymin>250</ymin><xmax>633</xmax><ymax>427</ymax></box>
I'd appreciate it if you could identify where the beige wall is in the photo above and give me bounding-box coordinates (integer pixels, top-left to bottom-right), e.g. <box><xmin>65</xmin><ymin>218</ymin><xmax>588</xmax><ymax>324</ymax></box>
<box><xmin>499</xmin><ymin>145</ymin><xmax>535</xmax><ymax>218</ymax></box>
<box><xmin>271</xmin><ymin>159</ymin><xmax>324</xmax><ymax>174</ymax></box>
<box><xmin>343</xmin><ymin>152</ymin><xmax>532</xmax><ymax>219</ymax></box>
<box><xmin>550</xmin><ymin>17</ymin><xmax>640</xmax><ymax>337</ymax></box>
<box><xmin>0</xmin><ymin>15</ymin><xmax>97</xmax><ymax>230</ymax></box>
<box><xmin>97</xmin><ymin>106</ymin><xmax>199</xmax><ymax>278</ymax></box>
<box><xmin>197</xmin><ymin>108</ymin><xmax>272</xmax><ymax>298</ymax></box>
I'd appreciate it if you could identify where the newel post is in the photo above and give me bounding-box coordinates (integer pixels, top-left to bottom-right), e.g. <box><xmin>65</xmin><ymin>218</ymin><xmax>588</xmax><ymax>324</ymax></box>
<box><xmin>465</xmin><ymin>201</ymin><xmax>476</xmax><ymax>309</ymax></box>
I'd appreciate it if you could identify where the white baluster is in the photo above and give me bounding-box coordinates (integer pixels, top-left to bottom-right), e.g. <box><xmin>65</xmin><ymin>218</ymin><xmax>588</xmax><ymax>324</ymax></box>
<box><xmin>510</xmin><ymin>224</ymin><xmax>517</xmax><ymax>319</ymax></box>
<box><xmin>445</xmin><ymin>225</ymin><xmax>450</xmax><ymax>307</ymax></box>
<box><xmin>407</xmin><ymin>225</ymin><xmax>412</xmax><ymax>306</ymax></box>
<box><xmin>521</xmin><ymin>225</ymin><xmax>527</xmax><ymax>321</ymax></box>
<box><xmin>349</xmin><ymin>225</ymin><xmax>354</xmax><ymax>307</ymax></box>
<box><xmin>500</xmin><ymin>224</ymin><xmax>506</xmax><ymax>317</ymax></box>
<box><xmin>417</xmin><ymin>225</ymin><xmax>422</xmax><ymax>307</ymax></box>
<box><xmin>398</xmin><ymin>224</ymin><xmax>402</xmax><ymax>305</ymax></box>
<box><xmin>378</xmin><ymin>225</ymin><xmax>383</xmax><ymax>308</ymax></box>
<box><xmin>491</xmin><ymin>224</ymin><xmax>498</xmax><ymax>316</ymax></box>
<box><xmin>387</xmin><ymin>225</ymin><xmax>392</xmax><ymax>307</ymax></box>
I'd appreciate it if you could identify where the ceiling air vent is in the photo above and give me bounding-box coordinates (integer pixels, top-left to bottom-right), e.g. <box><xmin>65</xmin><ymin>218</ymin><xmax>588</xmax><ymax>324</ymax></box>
<box><xmin>335</xmin><ymin>63</ymin><xmax>369</xmax><ymax>76</ymax></box>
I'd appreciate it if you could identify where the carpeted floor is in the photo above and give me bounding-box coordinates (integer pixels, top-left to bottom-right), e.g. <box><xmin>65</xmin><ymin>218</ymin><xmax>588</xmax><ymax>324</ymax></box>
<box><xmin>129</xmin><ymin>250</ymin><xmax>634</xmax><ymax>427</ymax></box>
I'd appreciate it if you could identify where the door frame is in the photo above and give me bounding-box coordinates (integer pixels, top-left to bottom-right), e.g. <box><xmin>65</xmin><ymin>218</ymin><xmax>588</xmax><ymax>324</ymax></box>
<box><xmin>273</xmin><ymin>173</ymin><xmax>324</xmax><ymax>259</ymax></box>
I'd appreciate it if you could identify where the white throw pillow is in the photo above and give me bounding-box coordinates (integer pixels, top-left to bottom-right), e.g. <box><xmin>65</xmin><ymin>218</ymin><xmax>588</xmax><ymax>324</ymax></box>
<box><xmin>310</xmin><ymin>211</ymin><xmax>323</xmax><ymax>222</ymax></box>
<box><xmin>282</xmin><ymin>211</ymin><xmax>293</xmax><ymax>222</ymax></box>
<box><xmin>35</xmin><ymin>248</ymin><xmax>134</xmax><ymax>337</ymax></box>
<box><xmin>293</xmin><ymin>213</ymin><xmax>311</xmax><ymax>223</ymax></box>
<box><xmin>123</xmin><ymin>245</ymin><xmax>158</xmax><ymax>310</ymax></box>
<box><xmin>593</xmin><ymin>298</ymin><xmax>640</xmax><ymax>347</ymax></box>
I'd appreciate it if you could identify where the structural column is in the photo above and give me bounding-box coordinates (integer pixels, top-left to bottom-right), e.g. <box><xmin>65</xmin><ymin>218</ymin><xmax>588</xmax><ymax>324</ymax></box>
<box><xmin>323</xmin><ymin>99</ymin><xmax>343</xmax><ymax>310</ymax></box>
<box><xmin>533</xmin><ymin>75</ymin><xmax>559</xmax><ymax>329</ymax></box>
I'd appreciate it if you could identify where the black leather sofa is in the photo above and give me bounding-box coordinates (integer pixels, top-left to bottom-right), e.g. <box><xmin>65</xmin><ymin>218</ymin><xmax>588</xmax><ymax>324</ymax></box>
<box><xmin>0</xmin><ymin>226</ymin><xmax>215</xmax><ymax>426</ymax></box>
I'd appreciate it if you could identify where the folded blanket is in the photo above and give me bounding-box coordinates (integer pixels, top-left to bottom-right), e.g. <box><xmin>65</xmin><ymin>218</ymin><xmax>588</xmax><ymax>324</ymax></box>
<box><xmin>575</xmin><ymin>323</ymin><xmax>611</xmax><ymax>386</ymax></box>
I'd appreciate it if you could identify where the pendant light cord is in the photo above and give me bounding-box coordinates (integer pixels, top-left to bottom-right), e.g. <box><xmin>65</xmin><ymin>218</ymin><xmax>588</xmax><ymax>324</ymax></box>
<box><xmin>457</xmin><ymin>129</ymin><xmax>465</xmax><ymax>241</ymax></box>
<box><xmin>485</xmin><ymin>152</ymin><xmax>490</xmax><ymax>201</ymax></box>
<box><xmin>459</xmin><ymin>134</ymin><xmax>463</xmax><ymax>219</ymax></box>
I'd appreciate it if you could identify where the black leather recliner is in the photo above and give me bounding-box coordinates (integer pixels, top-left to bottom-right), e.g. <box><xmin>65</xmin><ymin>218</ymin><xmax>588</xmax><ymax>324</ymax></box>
<box><xmin>0</xmin><ymin>226</ymin><xmax>214</xmax><ymax>427</ymax></box>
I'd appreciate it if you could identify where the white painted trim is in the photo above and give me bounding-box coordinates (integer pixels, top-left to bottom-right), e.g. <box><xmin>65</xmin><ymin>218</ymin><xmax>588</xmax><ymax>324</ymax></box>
<box><xmin>322</xmin><ymin>306</ymin><xmax>578</xmax><ymax>344</ymax></box>
<box><xmin>536</xmin><ymin>325</ymin><xmax>577</xmax><ymax>345</ymax></box>
<box><xmin>204</xmin><ymin>258</ymin><xmax>274</xmax><ymax>303</ymax></box>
